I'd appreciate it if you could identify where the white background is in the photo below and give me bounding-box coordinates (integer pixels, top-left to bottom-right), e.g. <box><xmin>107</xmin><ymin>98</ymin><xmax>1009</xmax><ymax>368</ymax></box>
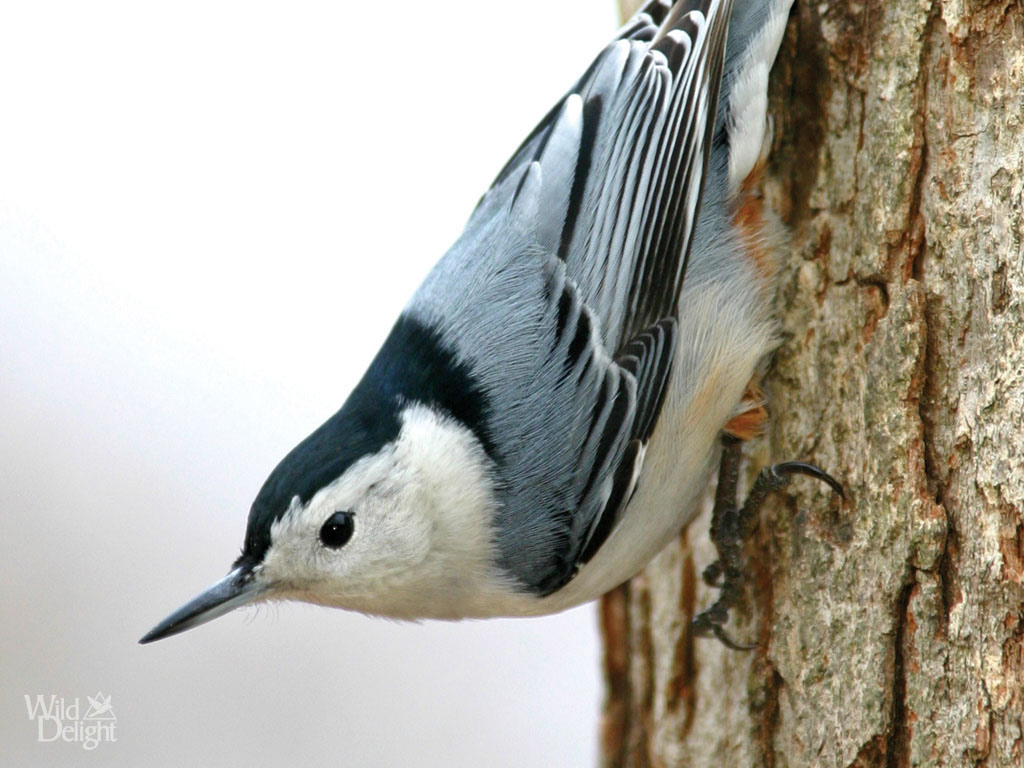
<box><xmin>0</xmin><ymin>1</ymin><xmax>621</xmax><ymax>765</ymax></box>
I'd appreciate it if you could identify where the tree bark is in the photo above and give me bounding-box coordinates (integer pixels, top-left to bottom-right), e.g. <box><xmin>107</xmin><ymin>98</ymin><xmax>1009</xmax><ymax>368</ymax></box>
<box><xmin>603</xmin><ymin>2</ymin><xmax>1024</xmax><ymax>766</ymax></box>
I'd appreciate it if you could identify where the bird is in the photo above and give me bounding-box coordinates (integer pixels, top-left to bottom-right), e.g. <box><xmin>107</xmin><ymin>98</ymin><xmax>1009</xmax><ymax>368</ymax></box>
<box><xmin>141</xmin><ymin>0</ymin><xmax>842</xmax><ymax>648</ymax></box>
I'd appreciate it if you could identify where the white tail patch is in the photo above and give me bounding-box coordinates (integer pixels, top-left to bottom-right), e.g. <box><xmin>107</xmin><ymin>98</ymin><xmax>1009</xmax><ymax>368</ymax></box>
<box><xmin>726</xmin><ymin>2</ymin><xmax>792</xmax><ymax>191</ymax></box>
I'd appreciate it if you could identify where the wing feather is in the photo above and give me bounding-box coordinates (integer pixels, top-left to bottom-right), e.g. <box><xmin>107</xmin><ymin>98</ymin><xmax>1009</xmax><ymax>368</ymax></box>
<box><xmin>524</xmin><ymin>265</ymin><xmax>676</xmax><ymax>595</ymax></box>
<box><xmin>469</xmin><ymin>0</ymin><xmax>734</xmax><ymax>353</ymax></box>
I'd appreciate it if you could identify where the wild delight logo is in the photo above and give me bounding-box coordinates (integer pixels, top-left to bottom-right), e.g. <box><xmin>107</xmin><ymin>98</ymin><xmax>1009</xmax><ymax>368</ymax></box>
<box><xmin>24</xmin><ymin>692</ymin><xmax>117</xmax><ymax>750</ymax></box>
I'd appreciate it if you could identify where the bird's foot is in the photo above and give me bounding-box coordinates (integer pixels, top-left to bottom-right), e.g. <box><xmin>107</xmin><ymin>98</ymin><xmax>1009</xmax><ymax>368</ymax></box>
<box><xmin>692</xmin><ymin>439</ymin><xmax>844</xmax><ymax>650</ymax></box>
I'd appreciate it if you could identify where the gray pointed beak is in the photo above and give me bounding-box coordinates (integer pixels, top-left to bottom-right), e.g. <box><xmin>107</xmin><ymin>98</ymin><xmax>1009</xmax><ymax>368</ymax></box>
<box><xmin>139</xmin><ymin>564</ymin><xmax>265</xmax><ymax>644</ymax></box>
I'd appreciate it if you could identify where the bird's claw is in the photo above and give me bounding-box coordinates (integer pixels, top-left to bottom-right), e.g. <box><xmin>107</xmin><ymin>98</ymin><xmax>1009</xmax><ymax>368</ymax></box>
<box><xmin>697</xmin><ymin>441</ymin><xmax>844</xmax><ymax>651</ymax></box>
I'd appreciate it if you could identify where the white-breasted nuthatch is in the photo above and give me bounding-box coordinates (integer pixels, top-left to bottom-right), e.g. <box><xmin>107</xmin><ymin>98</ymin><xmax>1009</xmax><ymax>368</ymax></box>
<box><xmin>141</xmin><ymin>0</ymin><xmax>842</xmax><ymax>648</ymax></box>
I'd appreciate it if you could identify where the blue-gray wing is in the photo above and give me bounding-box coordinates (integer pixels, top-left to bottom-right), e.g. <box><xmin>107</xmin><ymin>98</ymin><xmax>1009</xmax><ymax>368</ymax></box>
<box><xmin>488</xmin><ymin>259</ymin><xmax>679</xmax><ymax>595</ymax></box>
<box><xmin>471</xmin><ymin>0</ymin><xmax>671</xmax><ymax>224</ymax></box>
<box><xmin>467</xmin><ymin>0</ymin><xmax>734</xmax><ymax>351</ymax></box>
<box><xmin>408</xmin><ymin>0</ymin><xmax>733</xmax><ymax>594</ymax></box>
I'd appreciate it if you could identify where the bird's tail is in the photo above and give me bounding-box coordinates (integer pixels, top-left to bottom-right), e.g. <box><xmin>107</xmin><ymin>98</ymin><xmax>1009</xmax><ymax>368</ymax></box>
<box><xmin>716</xmin><ymin>0</ymin><xmax>794</xmax><ymax>192</ymax></box>
<box><xmin>624</xmin><ymin>0</ymin><xmax>793</xmax><ymax>194</ymax></box>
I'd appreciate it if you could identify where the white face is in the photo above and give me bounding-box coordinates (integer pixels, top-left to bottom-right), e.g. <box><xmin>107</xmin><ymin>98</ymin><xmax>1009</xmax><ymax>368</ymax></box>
<box><xmin>251</xmin><ymin>405</ymin><xmax>508</xmax><ymax>619</ymax></box>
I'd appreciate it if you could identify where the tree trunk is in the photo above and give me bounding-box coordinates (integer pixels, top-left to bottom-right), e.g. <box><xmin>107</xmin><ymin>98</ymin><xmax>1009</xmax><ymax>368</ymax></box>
<box><xmin>603</xmin><ymin>2</ymin><xmax>1024</xmax><ymax>766</ymax></box>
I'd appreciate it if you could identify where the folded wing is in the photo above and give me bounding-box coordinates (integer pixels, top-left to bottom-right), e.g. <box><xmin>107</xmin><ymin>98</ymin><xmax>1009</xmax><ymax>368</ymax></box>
<box><xmin>414</xmin><ymin>1</ymin><xmax>735</xmax><ymax>594</ymax></box>
<box><xmin>470</xmin><ymin>0</ymin><xmax>734</xmax><ymax>350</ymax></box>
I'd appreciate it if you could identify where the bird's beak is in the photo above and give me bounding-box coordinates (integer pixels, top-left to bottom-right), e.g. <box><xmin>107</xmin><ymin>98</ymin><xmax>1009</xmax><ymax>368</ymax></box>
<box><xmin>139</xmin><ymin>563</ymin><xmax>265</xmax><ymax>644</ymax></box>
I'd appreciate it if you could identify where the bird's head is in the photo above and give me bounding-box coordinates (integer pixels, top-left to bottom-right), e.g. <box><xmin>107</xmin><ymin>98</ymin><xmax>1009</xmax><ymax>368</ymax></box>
<box><xmin>140</xmin><ymin>316</ymin><xmax>502</xmax><ymax>644</ymax></box>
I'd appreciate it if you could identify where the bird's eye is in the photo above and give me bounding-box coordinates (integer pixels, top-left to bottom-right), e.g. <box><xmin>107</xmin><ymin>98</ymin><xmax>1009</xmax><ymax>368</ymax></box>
<box><xmin>319</xmin><ymin>511</ymin><xmax>355</xmax><ymax>549</ymax></box>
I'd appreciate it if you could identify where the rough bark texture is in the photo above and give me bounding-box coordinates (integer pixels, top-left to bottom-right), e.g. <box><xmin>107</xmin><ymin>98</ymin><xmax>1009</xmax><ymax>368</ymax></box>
<box><xmin>603</xmin><ymin>2</ymin><xmax>1024</xmax><ymax>766</ymax></box>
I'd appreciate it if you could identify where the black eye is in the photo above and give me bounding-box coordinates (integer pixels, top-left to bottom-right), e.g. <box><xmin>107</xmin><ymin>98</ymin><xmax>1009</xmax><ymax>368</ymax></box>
<box><xmin>319</xmin><ymin>511</ymin><xmax>355</xmax><ymax>549</ymax></box>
